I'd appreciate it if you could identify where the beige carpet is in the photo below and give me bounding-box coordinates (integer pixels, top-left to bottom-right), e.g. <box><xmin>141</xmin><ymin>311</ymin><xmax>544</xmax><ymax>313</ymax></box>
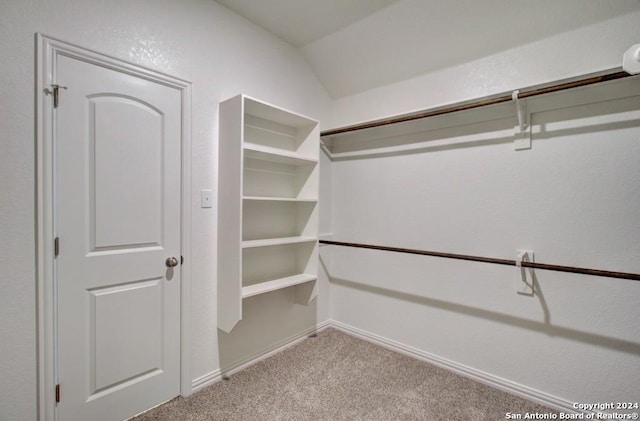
<box><xmin>133</xmin><ymin>328</ymin><xmax>557</xmax><ymax>420</ymax></box>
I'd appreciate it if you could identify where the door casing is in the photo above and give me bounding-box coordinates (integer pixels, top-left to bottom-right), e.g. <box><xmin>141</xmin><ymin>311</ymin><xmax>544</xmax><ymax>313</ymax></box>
<box><xmin>36</xmin><ymin>33</ymin><xmax>193</xmax><ymax>421</ymax></box>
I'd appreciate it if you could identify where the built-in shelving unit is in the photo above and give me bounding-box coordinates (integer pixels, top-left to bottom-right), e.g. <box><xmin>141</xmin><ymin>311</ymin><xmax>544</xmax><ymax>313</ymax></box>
<box><xmin>218</xmin><ymin>94</ymin><xmax>320</xmax><ymax>333</ymax></box>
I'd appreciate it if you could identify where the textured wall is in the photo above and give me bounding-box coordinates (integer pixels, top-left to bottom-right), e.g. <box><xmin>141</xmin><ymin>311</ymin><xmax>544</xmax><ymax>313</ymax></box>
<box><xmin>0</xmin><ymin>1</ymin><xmax>330</xmax><ymax>419</ymax></box>
<box><xmin>303</xmin><ymin>0</ymin><xmax>640</xmax><ymax>98</ymax></box>
<box><xmin>328</xmin><ymin>9</ymin><xmax>640</xmax><ymax>128</ymax></box>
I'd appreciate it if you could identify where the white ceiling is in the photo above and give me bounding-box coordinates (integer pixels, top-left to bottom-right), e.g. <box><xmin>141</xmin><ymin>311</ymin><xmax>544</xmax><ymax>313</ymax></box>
<box><xmin>216</xmin><ymin>0</ymin><xmax>640</xmax><ymax>99</ymax></box>
<box><xmin>215</xmin><ymin>0</ymin><xmax>400</xmax><ymax>47</ymax></box>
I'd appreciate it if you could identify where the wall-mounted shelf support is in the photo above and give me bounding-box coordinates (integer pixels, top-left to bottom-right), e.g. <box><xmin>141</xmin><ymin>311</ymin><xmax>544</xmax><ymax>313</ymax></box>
<box><xmin>512</xmin><ymin>90</ymin><xmax>531</xmax><ymax>150</ymax></box>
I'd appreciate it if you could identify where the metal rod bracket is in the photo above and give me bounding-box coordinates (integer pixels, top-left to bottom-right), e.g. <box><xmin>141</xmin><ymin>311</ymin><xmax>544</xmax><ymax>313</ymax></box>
<box><xmin>516</xmin><ymin>250</ymin><xmax>534</xmax><ymax>296</ymax></box>
<box><xmin>512</xmin><ymin>90</ymin><xmax>531</xmax><ymax>150</ymax></box>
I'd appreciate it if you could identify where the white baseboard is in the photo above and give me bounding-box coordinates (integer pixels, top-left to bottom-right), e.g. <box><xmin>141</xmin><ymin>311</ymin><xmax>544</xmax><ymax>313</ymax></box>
<box><xmin>221</xmin><ymin>320</ymin><xmax>332</xmax><ymax>378</ymax></box>
<box><xmin>327</xmin><ymin>319</ymin><xmax>575</xmax><ymax>414</ymax></box>
<box><xmin>191</xmin><ymin>369</ymin><xmax>222</xmax><ymax>393</ymax></box>
<box><xmin>190</xmin><ymin>320</ymin><xmax>332</xmax><ymax>392</ymax></box>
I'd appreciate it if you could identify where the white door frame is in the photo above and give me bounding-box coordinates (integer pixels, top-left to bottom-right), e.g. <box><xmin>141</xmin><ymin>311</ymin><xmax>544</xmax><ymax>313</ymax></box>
<box><xmin>36</xmin><ymin>34</ymin><xmax>193</xmax><ymax>421</ymax></box>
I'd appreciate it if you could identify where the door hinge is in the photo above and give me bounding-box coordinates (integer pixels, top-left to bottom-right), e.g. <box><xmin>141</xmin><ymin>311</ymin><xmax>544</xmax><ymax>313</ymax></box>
<box><xmin>55</xmin><ymin>384</ymin><xmax>61</xmax><ymax>403</ymax></box>
<box><xmin>54</xmin><ymin>237</ymin><xmax>60</xmax><ymax>258</ymax></box>
<box><xmin>44</xmin><ymin>84</ymin><xmax>68</xmax><ymax>108</ymax></box>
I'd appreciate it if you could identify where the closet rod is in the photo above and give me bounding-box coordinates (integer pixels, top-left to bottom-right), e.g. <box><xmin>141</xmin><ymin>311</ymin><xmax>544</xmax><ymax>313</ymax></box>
<box><xmin>319</xmin><ymin>240</ymin><xmax>640</xmax><ymax>282</ymax></box>
<box><xmin>321</xmin><ymin>70</ymin><xmax>632</xmax><ymax>137</ymax></box>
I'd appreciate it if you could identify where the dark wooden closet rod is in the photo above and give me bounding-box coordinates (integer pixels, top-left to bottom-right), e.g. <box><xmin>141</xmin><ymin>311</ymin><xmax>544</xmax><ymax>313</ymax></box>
<box><xmin>319</xmin><ymin>240</ymin><xmax>640</xmax><ymax>282</ymax></box>
<box><xmin>321</xmin><ymin>70</ymin><xmax>632</xmax><ymax>137</ymax></box>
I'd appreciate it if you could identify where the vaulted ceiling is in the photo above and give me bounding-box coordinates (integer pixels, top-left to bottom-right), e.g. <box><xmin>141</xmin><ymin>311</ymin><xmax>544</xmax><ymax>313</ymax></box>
<box><xmin>215</xmin><ymin>0</ymin><xmax>640</xmax><ymax>99</ymax></box>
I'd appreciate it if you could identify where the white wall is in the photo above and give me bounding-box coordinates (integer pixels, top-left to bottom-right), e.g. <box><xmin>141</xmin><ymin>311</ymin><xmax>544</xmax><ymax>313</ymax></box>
<box><xmin>325</xmin><ymin>13</ymin><xmax>640</xmax><ymax>409</ymax></box>
<box><xmin>0</xmin><ymin>1</ymin><xmax>330</xmax><ymax>419</ymax></box>
<box><xmin>303</xmin><ymin>0</ymin><xmax>640</xmax><ymax>99</ymax></box>
<box><xmin>329</xmin><ymin>10</ymin><xmax>640</xmax><ymax>128</ymax></box>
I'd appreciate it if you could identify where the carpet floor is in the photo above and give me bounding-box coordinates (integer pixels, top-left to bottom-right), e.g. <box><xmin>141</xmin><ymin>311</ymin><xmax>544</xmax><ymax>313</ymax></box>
<box><xmin>133</xmin><ymin>328</ymin><xmax>557</xmax><ymax>420</ymax></box>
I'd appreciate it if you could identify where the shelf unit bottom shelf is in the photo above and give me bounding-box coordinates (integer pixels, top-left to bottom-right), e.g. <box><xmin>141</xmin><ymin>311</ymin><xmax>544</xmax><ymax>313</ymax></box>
<box><xmin>242</xmin><ymin>273</ymin><xmax>317</xmax><ymax>299</ymax></box>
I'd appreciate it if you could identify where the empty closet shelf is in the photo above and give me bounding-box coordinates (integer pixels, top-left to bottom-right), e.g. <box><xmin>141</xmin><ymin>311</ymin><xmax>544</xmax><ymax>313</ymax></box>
<box><xmin>244</xmin><ymin>144</ymin><xmax>318</xmax><ymax>165</ymax></box>
<box><xmin>244</xmin><ymin>122</ymin><xmax>296</xmax><ymax>139</ymax></box>
<box><xmin>242</xmin><ymin>236</ymin><xmax>317</xmax><ymax>248</ymax></box>
<box><xmin>242</xmin><ymin>274</ymin><xmax>317</xmax><ymax>299</ymax></box>
<box><xmin>243</xmin><ymin>195</ymin><xmax>318</xmax><ymax>202</ymax></box>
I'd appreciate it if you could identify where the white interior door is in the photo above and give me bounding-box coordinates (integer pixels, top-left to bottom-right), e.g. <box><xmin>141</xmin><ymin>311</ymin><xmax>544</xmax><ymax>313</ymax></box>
<box><xmin>55</xmin><ymin>53</ymin><xmax>182</xmax><ymax>420</ymax></box>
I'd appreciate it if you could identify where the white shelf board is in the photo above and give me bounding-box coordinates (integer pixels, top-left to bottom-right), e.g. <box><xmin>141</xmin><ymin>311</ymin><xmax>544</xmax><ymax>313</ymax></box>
<box><xmin>242</xmin><ymin>273</ymin><xmax>317</xmax><ymax>299</ymax></box>
<box><xmin>245</xmin><ymin>122</ymin><xmax>296</xmax><ymax>139</ymax></box>
<box><xmin>243</xmin><ymin>195</ymin><xmax>318</xmax><ymax>203</ymax></box>
<box><xmin>244</xmin><ymin>144</ymin><xmax>318</xmax><ymax>166</ymax></box>
<box><xmin>242</xmin><ymin>236</ymin><xmax>317</xmax><ymax>249</ymax></box>
<box><xmin>244</xmin><ymin>95</ymin><xmax>318</xmax><ymax>128</ymax></box>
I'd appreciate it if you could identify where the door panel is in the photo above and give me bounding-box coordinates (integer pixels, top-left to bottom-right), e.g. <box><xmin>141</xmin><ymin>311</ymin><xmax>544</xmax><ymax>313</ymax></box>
<box><xmin>56</xmin><ymin>53</ymin><xmax>181</xmax><ymax>420</ymax></box>
<box><xmin>90</xmin><ymin>95</ymin><xmax>164</xmax><ymax>250</ymax></box>
<box><xmin>90</xmin><ymin>278</ymin><xmax>163</xmax><ymax>394</ymax></box>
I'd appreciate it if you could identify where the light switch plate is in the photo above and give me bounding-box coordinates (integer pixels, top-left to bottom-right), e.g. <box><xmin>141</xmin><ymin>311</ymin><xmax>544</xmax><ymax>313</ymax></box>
<box><xmin>201</xmin><ymin>189</ymin><xmax>213</xmax><ymax>208</ymax></box>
